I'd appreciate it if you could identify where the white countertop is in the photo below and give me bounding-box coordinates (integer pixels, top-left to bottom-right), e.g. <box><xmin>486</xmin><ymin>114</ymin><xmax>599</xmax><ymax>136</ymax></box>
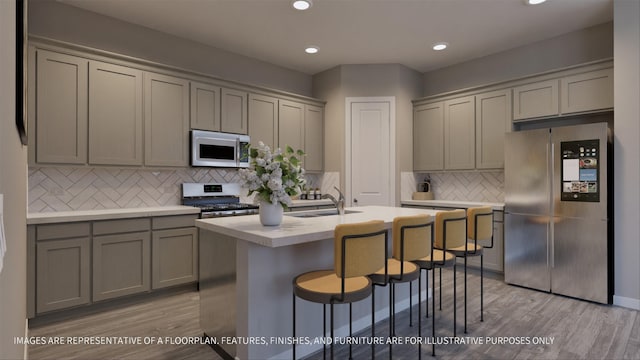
<box><xmin>401</xmin><ymin>199</ymin><xmax>504</xmax><ymax>211</ymax></box>
<box><xmin>195</xmin><ymin>205</ymin><xmax>438</xmax><ymax>248</ymax></box>
<box><xmin>27</xmin><ymin>206</ymin><xmax>201</xmax><ymax>225</ymax></box>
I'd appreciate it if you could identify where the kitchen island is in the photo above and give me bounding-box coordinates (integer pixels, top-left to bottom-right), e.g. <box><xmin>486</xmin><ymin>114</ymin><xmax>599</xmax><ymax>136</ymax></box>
<box><xmin>196</xmin><ymin>205</ymin><xmax>438</xmax><ymax>360</ymax></box>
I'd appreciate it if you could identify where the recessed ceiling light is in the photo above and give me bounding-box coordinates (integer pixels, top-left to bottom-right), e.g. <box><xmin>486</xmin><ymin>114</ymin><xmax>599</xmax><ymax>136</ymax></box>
<box><xmin>432</xmin><ymin>42</ymin><xmax>448</xmax><ymax>51</ymax></box>
<box><xmin>305</xmin><ymin>46</ymin><xmax>319</xmax><ymax>54</ymax></box>
<box><xmin>292</xmin><ymin>0</ymin><xmax>312</xmax><ymax>10</ymax></box>
<box><xmin>526</xmin><ymin>0</ymin><xmax>547</xmax><ymax>4</ymax></box>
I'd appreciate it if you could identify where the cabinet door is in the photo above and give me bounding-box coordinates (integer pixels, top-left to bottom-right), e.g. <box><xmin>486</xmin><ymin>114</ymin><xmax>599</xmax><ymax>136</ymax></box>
<box><xmin>278</xmin><ymin>100</ymin><xmax>304</xmax><ymax>151</ymax></box>
<box><xmin>304</xmin><ymin>105</ymin><xmax>324</xmax><ymax>172</ymax></box>
<box><xmin>413</xmin><ymin>102</ymin><xmax>444</xmax><ymax>171</ymax></box>
<box><xmin>560</xmin><ymin>68</ymin><xmax>613</xmax><ymax>115</ymax></box>
<box><xmin>35</xmin><ymin>50</ymin><xmax>88</xmax><ymax>164</ymax></box>
<box><xmin>89</xmin><ymin>61</ymin><xmax>143</xmax><ymax>165</ymax></box>
<box><xmin>221</xmin><ymin>88</ymin><xmax>248</xmax><ymax>134</ymax></box>
<box><xmin>93</xmin><ymin>231</ymin><xmax>151</xmax><ymax>301</ymax></box>
<box><xmin>444</xmin><ymin>96</ymin><xmax>475</xmax><ymax>170</ymax></box>
<box><xmin>144</xmin><ymin>73</ymin><xmax>189</xmax><ymax>166</ymax></box>
<box><xmin>476</xmin><ymin>89</ymin><xmax>511</xmax><ymax>169</ymax></box>
<box><xmin>152</xmin><ymin>228</ymin><xmax>198</xmax><ymax>289</ymax></box>
<box><xmin>248</xmin><ymin>94</ymin><xmax>278</xmax><ymax>149</ymax></box>
<box><xmin>36</xmin><ymin>237</ymin><xmax>90</xmax><ymax>313</ymax></box>
<box><xmin>190</xmin><ymin>82</ymin><xmax>220</xmax><ymax>131</ymax></box>
<box><xmin>513</xmin><ymin>79</ymin><xmax>559</xmax><ymax>120</ymax></box>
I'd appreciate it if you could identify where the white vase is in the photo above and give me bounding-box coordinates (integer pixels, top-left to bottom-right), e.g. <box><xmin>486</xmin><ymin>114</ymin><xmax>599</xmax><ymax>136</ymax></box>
<box><xmin>259</xmin><ymin>201</ymin><xmax>283</xmax><ymax>226</ymax></box>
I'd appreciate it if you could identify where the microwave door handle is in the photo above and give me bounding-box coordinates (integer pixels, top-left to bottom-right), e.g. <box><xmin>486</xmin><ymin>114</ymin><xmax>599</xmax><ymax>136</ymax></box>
<box><xmin>236</xmin><ymin>137</ymin><xmax>241</xmax><ymax>167</ymax></box>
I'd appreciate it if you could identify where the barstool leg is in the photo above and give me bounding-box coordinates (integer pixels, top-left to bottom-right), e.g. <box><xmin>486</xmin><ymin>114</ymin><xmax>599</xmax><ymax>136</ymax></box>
<box><xmin>481</xmin><ymin>254</ymin><xmax>484</xmax><ymax>322</ymax></box>
<box><xmin>349</xmin><ymin>303</ymin><xmax>353</xmax><ymax>360</ymax></box>
<box><xmin>418</xmin><ymin>271</ymin><xmax>422</xmax><ymax>360</ymax></box>
<box><xmin>323</xmin><ymin>304</ymin><xmax>327</xmax><ymax>360</ymax></box>
<box><xmin>292</xmin><ymin>293</ymin><xmax>296</xmax><ymax>360</ymax></box>
<box><xmin>425</xmin><ymin>269</ymin><xmax>429</xmax><ymax>319</ymax></box>
<box><xmin>409</xmin><ymin>282</ymin><xmax>413</xmax><ymax>327</ymax></box>
<box><xmin>439</xmin><ymin>267</ymin><xmax>442</xmax><ymax>311</ymax></box>
<box><xmin>372</xmin><ymin>287</ymin><xmax>376</xmax><ymax>359</ymax></box>
<box><xmin>464</xmin><ymin>255</ymin><xmax>468</xmax><ymax>334</ymax></box>
<box><xmin>330</xmin><ymin>303</ymin><xmax>334</xmax><ymax>360</ymax></box>
<box><xmin>453</xmin><ymin>263</ymin><xmax>457</xmax><ymax>337</ymax></box>
<box><xmin>432</xmin><ymin>266</ymin><xmax>436</xmax><ymax>356</ymax></box>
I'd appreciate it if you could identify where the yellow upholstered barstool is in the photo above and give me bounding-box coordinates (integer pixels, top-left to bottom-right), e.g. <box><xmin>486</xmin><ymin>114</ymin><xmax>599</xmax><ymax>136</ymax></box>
<box><xmin>369</xmin><ymin>219</ymin><xmax>421</xmax><ymax>359</ymax></box>
<box><xmin>467</xmin><ymin>206</ymin><xmax>494</xmax><ymax>324</ymax></box>
<box><xmin>434</xmin><ymin>209</ymin><xmax>467</xmax><ymax>337</ymax></box>
<box><xmin>292</xmin><ymin>220</ymin><xmax>388</xmax><ymax>360</ymax></box>
<box><xmin>392</xmin><ymin>214</ymin><xmax>456</xmax><ymax>357</ymax></box>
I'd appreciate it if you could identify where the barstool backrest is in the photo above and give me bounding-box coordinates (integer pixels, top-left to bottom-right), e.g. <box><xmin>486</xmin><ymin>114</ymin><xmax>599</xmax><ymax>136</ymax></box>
<box><xmin>392</xmin><ymin>214</ymin><xmax>433</xmax><ymax>261</ymax></box>
<box><xmin>467</xmin><ymin>206</ymin><xmax>493</xmax><ymax>240</ymax></box>
<box><xmin>435</xmin><ymin>209</ymin><xmax>467</xmax><ymax>249</ymax></box>
<box><xmin>334</xmin><ymin>220</ymin><xmax>387</xmax><ymax>279</ymax></box>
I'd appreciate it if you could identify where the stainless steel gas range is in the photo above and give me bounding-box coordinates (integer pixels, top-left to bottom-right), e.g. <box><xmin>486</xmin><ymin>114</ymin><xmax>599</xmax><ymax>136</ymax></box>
<box><xmin>181</xmin><ymin>183</ymin><xmax>258</xmax><ymax>218</ymax></box>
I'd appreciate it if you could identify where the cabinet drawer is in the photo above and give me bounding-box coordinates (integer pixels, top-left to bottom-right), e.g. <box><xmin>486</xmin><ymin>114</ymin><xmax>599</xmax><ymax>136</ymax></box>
<box><xmin>93</xmin><ymin>218</ymin><xmax>150</xmax><ymax>235</ymax></box>
<box><xmin>152</xmin><ymin>215</ymin><xmax>198</xmax><ymax>230</ymax></box>
<box><xmin>37</xmin><ymin>222</ymin><xmax>90</xmax><ymax>241</ymax></box>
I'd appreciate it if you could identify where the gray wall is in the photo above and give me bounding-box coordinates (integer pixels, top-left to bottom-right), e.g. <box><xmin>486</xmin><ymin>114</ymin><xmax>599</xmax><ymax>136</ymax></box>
<box><xmin>613</xmin><ymin>0</ymin><xmax>640</xmax><ymax>307</ymax></box>
<box><xmin>28</xmin><ymin>0</ymin><xmax>312</xmax><ymax>96</ymax></box>
<box><xmin>0</xmin><ymin>1</ymin><xmax>28</xmax><ymax>358</ymax></box>
<box><xmin>423</xmin><ymin>21</ymin><xmax>613</xmax><ymax>96</ymax></box>
<box><xmin>313</xmin><ymin>64</ymin><xmax>423</xmax><ymax>205</ymax></box>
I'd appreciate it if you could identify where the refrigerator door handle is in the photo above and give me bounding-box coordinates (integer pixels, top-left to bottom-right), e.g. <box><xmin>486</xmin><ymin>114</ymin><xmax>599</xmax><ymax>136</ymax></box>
<box><xmin>549</xmin><ymin>142</ymin><xmax>554</xmax><ymax>269</ymax></box>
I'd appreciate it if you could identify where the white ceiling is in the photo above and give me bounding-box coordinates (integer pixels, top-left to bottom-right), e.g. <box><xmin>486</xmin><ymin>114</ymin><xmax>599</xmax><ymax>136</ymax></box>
<box><xmin>58</xmin><ymin>0</ymin><xmax>613</xmax><ymax>75</ymax></box>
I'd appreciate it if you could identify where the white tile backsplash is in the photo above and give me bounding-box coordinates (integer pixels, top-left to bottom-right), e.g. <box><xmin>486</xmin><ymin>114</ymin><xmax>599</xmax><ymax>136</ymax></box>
<box><xmin>28</xmin><ymin>167</ymin><xmax>326</xmax><ymax>213</ymax></box>
<box><xmin>417</xmin><ymin>171</ymin><xmax>504</xmax><ymax>203</ymax></box>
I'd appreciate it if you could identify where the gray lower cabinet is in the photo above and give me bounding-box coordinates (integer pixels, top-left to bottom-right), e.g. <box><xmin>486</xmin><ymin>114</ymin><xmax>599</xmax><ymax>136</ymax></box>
<box><xmin>29</xmin><ymin>215</ymin><xmax>199</xmax><ymax>317</ymax></box>
<box><xmin>34</xmin><ymin>223</ymin><xmax>91</xmax><ymax>314</ymax></box>
<box><xmin>92</xmin><ymin>231</ymin><xmax>151</xmax><ymax>301</ymax></box>
<box><xmin>152</xmin><ymin>228</ymin><xmax>198</xmax><ymax>289</ymax></box>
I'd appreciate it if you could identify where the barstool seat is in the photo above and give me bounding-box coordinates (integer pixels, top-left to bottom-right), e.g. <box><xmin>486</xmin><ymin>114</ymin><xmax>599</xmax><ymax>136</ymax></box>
<box><xmin>445</xmin><ymin>243</ymin><xmax>483</xmax><ymax>257</ymax></box>
<box><xmin>294</xmin><ymin>270</ymin><xmax>372</xmax><ymax>304</ymax></box>
<box><xmin>370</xmin><ymin>258</ymin><xmax>420</xmax><ymax>283</ymax></box>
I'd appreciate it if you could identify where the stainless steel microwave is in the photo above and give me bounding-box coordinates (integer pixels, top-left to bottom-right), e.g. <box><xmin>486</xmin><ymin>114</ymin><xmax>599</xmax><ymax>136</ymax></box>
<box><xmin>191</xmin><ymin>130</ymin><xmax>250</xmax><ymax>168</ymax></box>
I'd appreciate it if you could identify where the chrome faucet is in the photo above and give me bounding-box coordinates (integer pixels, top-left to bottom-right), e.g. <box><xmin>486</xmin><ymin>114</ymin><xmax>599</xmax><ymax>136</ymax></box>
<box><xmin>322</xmin><ymin>186</ymin><xmax>345</xmax><ymax>215</ymax></box>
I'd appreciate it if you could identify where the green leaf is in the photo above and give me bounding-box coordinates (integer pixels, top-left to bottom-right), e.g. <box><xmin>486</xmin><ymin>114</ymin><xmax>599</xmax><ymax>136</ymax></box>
<box><xmin>297</xmin><ymin>149</ymin><xmax>305</xmax><ymax>156</ymax></box>
<box><xmin>286</xmin><ymin>145</ymin><xmax>294</xmax><ymax>154</ymax></box>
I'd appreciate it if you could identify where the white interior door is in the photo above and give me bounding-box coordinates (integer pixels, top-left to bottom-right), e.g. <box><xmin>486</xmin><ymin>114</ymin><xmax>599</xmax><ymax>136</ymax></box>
<box><xmin>347</xmin><ymin>97</ymin><xmax>395</xmax><ymax>207</ymax></box>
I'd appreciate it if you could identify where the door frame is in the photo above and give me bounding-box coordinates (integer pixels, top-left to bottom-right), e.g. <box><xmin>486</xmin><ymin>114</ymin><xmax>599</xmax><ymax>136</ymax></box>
<box><xmin>345</xmin><ymin>96</ymin><xmax>396</xmax><ymax>207</ymax></box>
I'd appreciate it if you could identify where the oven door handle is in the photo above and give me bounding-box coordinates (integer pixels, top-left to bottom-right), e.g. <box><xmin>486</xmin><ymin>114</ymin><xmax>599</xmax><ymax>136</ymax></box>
<box><xmin>236</xmin><ymin>137</ymin><xmax>241</xmax><ymax>167</ymax></box>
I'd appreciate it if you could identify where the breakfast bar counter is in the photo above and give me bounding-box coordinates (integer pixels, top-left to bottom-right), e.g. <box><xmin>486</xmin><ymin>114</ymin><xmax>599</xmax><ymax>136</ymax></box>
<box><xmin>195</xmin><ymin>206</ymin><xmax>438</xmax><ymax>359</ymax></box>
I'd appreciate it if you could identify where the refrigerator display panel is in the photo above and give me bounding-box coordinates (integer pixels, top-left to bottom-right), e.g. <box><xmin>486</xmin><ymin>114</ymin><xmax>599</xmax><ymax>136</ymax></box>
<box><xmin>560</xmin><ymin>139</ymin><xmax>599</xmax><ymax>202</ymax></box>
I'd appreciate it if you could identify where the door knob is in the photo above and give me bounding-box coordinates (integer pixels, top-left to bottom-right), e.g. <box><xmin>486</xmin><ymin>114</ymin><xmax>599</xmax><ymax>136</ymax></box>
<box><xmin>353</xmin><ymin>198</ymin><xmax>358</xmax><ymax>204</ymax></box>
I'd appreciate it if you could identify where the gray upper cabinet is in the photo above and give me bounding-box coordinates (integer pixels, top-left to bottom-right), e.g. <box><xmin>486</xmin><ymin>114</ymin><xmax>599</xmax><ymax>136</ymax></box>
<box><xmin>414</xmin><ymin>102</ymin><xmax>444</xmax><ymax>171</ymax></box>
<box><xmin>248</xmin><ymin>94</ymin><xmax>278</xmax><ymax>149</ymax></box>
<box><xmin>278</xmin><ymin>100</ymin><xmax>305</xmax><ymax>151</ymax></box>
<box><xmin>190</xmin><ymin>81</ymin><xmax>221</xmax><ymax>131</ymax></box>
<box><xmin>304</xmin><ymin>105</ymin><xmax>324</xmax><ymax>172</ymax></box>
<box><xmin>35</xmin><ymin>50</ymin><xmax>88</xmax><ymax>164</ymax></box>
<box><xmin>513</xmin><ymin>79</ymin><xmax>559</xmax><ymax>120</ymax></box>
<box><xmin>89</xmin><ymin>61</ymin><xmax>143</xmax><ymax>165</ymax></box>
<box><xmin>560</xmin><ymin>68</ymin><xmax>613</xmax><ymax>114</ymax></box>
<box><xmin>413</xmin><ymin>102</ymin><xmax>444</xmax><ymax>171</ymax></box>
<box><xmin>475</xmin><ymin>89</ymin><xmax>512</xmax><ymax>169</ymax></box>
<box><xmin>144</xmin><ymin>72</ymin><xmax>190</xmax><ymax>167</ymax></box>
<box><xmin>221</xmin><ymin>88</ymin><xmax>248</xmax><ymax>134</ymax></box>
<box><xmin>444</xmin><ymin>96</ymin><xmax>475</xmax><ymax>170</ymax></box>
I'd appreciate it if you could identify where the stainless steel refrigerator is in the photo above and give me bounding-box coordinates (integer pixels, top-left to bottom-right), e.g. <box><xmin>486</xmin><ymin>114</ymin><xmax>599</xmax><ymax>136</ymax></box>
<box><xmin>504</xmin><ymin>122</ymin><xmax>612</xmax><ymax>304</ymax></box>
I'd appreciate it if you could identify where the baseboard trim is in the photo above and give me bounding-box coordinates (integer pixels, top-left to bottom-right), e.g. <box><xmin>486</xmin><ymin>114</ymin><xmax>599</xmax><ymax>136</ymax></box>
<box><xmin>613</xmin><ymin>295</ymin><xmax>640</xmax><ymax>310</ymax></box>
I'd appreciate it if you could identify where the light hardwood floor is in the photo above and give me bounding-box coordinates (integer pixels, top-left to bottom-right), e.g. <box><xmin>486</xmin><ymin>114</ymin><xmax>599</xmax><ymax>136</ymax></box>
<box><xmin>27</xmin><ymin>270</ymin><xmax>639</xmax><ymax>360</ymax></box>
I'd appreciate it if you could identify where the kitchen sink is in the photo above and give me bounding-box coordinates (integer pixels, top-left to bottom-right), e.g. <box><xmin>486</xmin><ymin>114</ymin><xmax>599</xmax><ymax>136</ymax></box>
<box><xmin>286</xmin><ymin>209</ymin><xmax>362</xmax><ymax>218</ymax></box>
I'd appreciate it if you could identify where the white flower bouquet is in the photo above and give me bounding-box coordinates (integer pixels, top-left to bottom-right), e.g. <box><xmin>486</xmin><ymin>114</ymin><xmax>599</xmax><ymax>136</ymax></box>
<box><xmin>239</xmin><ymin>142</ymin><xmax>306</xmax><ymax>209</ymax></box>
